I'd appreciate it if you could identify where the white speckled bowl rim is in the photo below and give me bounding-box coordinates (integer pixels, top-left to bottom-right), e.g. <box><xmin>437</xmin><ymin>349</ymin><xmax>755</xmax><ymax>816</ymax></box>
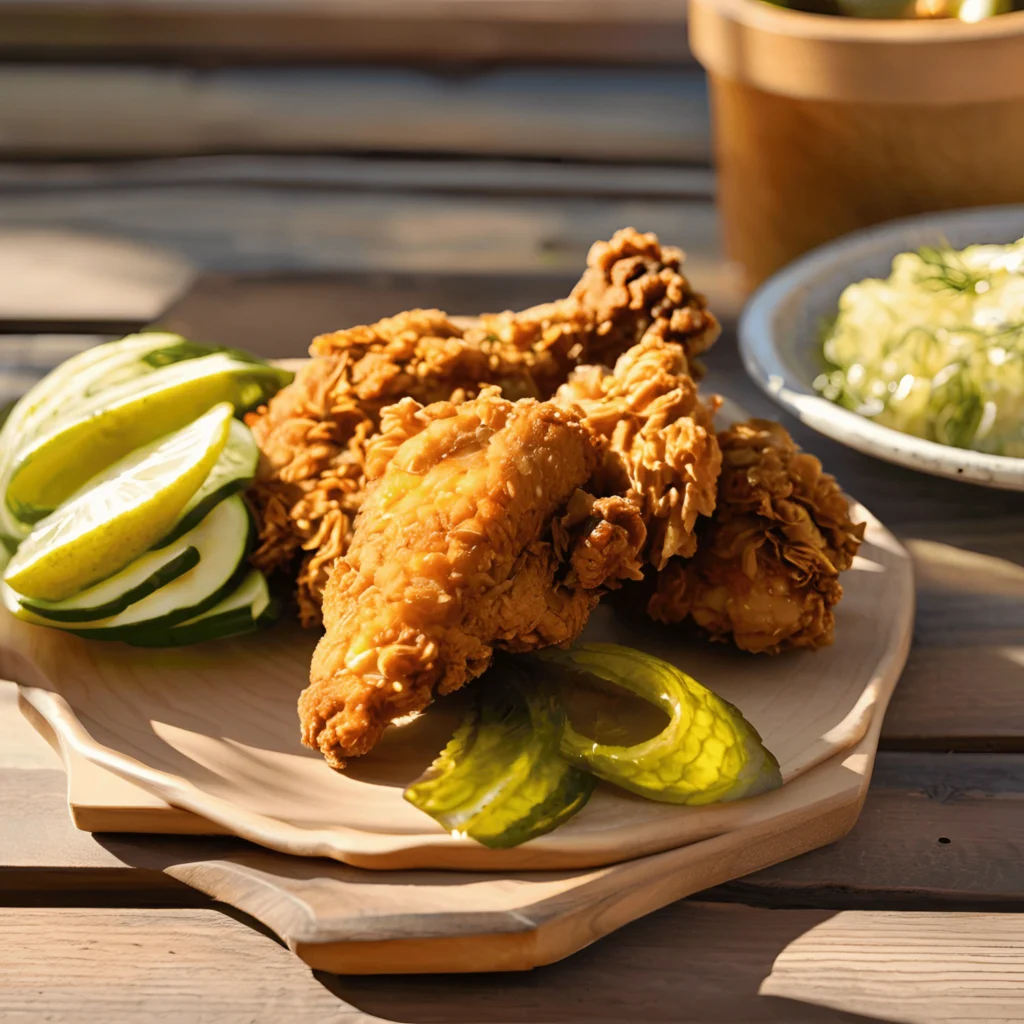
<box><xmin>739</xmin><ymin>205</ymin><xmax>1024</xmax><ymax>490</ymax></box>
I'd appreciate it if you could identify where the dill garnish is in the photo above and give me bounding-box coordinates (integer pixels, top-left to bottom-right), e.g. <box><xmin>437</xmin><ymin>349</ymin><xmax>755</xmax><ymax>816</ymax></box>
<box><xmin>915</xmin><ymin>244</ymin><xmax>985</xmax><ymax>294</ymax></box>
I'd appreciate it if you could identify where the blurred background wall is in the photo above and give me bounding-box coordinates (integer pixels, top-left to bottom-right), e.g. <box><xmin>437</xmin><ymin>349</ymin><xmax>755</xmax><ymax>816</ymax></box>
<box><xmin>0</xmin><ymin>0</ymin><xmax>722</xmax><ymax>313</ymax></box>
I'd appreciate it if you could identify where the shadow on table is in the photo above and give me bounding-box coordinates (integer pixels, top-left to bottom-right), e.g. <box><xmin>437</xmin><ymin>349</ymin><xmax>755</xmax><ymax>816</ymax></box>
<box><xmin>321</xmin><ymin>902</ymin><xmax>893</xmax><ymax>1024</ymax></box>
<box><xmin>157</xmin><ymin>271</ymin><xmax>580</xmax><ymax>360</ymax></box>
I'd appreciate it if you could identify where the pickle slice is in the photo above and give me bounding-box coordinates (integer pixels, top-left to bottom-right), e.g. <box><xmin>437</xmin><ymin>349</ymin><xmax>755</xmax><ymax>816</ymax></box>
<box><xmin>404</xmin><ymin>661</ymin><xmax>596</xmax><ymax>849</ymax></box>
<box><xmin>541</xmin><ymin>644</ymin><xmax>782</xmax><ymax>806</ymax></box>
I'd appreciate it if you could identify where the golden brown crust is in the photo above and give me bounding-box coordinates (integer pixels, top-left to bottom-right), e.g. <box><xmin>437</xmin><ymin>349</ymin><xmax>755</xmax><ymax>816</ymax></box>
<box><xmin>300</xmin><ymin>391</ymin><xmax>646</xmax><ymax>765</ymax></box>
<box><xmin>570</xmin><ymin>229</ymin><xmax>720</xmax><ymax>371</ymax></box>
<box><xmin>648</xmin><ymin>419</ymin><xmax>865</xmax><ymax>654</ymax></box>
<box><xmin>556</xmin><ymin>335</ymin><xmax>722</xmax><ymax>570</ymax></box>
<box><xmin>247</xmin><ymin>229</ymin><xmax>717</xmax><ymax>625</ymax></box>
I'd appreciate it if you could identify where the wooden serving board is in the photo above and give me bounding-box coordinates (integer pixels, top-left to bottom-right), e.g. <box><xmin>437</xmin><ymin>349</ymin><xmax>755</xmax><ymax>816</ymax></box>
<box><xmin>5</xmin><ymin>502</ymin><xmax>910</xmax><ymax>872</ymax></box>
<box><xmin>22</xmin><ymin>695</ymin><xmax>891</xmax><ymax>975</ymax></box>
<box><xmin>5</xmin><ymin>437</ymin><xmax>913</xmax><ymax>970</ymax></box>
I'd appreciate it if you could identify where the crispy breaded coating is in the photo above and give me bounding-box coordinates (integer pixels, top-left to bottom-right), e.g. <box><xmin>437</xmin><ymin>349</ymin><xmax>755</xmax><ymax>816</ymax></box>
<box><xmin>247</xmin><ymin>229</ymin><xmax>717</xmax><ymax>625</ymax></box>
<box><xmin>300</xmin><ymin>390</ymin><xmax>646</xmax><ymax>765</ymax></box>
<box><xmin>556</xmin><ymin>336</ymin><xmax>722</xmax><ymax>570</ymax></box>
<box><xmin>648</xmin><ymin>420</ymin><xmax>866</xmax><ymax>654</ymax></box>
<box><xmin>569</xmin><ymin>229</ymin><xmax>721</xmax><ymax>372</ymax></box>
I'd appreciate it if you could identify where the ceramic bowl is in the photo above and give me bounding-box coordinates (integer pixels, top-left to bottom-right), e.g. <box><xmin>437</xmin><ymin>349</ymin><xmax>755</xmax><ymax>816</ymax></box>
<box><xmin>739</xmin><ymin>205</ymin><xmax>1024</xmax><ymax>489</ymax></box>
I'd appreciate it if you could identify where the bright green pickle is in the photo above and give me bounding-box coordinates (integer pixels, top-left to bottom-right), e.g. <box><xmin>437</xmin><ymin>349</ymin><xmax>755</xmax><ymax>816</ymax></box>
<box><xmin>540</xmin><ymin>644</ymin><xmax>783</xmax><ymax>806</ymax></box>
<box><xmin>404</xmin><ymin>660</ymin><xmax>597</xmax><ymax>849</ymax></box>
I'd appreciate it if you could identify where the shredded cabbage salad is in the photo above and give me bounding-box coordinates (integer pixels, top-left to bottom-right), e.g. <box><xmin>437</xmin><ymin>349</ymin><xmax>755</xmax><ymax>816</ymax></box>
<box><xmin>815</xmin><ymin>238</ymin><xmax>1024</xmax><ymax>455</ymax></box>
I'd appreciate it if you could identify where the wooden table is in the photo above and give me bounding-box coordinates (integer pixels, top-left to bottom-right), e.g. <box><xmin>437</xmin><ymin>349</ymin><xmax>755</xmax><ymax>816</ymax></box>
<box><xmin>1</xmin><ymin>186</ymin><xmax>1024</xmax><ymax>1022</ymax></box>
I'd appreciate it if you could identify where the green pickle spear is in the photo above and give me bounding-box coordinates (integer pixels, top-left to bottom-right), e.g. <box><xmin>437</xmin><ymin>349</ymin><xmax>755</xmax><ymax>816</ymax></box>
<box><xmin>540</xmin><ymin>644</ymin><xmax>782</xmax><ymax>806</ymax></box>
<box><xmin>404</xmin><ymin>661</ymin><xmax>596</xmax><ymax>849</ymax></box>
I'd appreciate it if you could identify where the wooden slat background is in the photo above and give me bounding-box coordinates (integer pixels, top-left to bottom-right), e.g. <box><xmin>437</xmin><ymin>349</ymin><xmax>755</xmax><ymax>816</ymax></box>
<box><xmin>0</xmin><ymin>65</ymin><xmax>709</xmax><ymax>161</ymax></box>
<box><xmin>0</xmin><ymin>0</ymin><xmax>691</xmax><ymax>64</ymax></box>
<box><xmin>0</xmin><ymin>172</ymin><xmax>727</xmax><ymax>328</ymax></box>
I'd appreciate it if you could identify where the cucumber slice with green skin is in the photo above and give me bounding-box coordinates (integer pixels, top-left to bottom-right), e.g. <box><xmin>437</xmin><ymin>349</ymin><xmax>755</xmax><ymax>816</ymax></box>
<box><xmin>540</xmin><ymin>644</ymin><xmax>783</xmax><ymax>806</ymax></box>
<box><xmin>4</xmin><ymin>403</ymin><xmax>233</xmax><ymax>602</ymax></box>
<box><xmin>0</xmin><ymin>333</ymin><xmax>199</xmax><ymax>548</ymax></box>
<box><xmin>6</xmin><ymin>352</ymin><xmax>291</xmax><ymax>523</ymax></box>
<box><xmin>404</xmin><ymin>659</ymin><xmax>597</xmax><ymax>849</ymax></box>
<box><xmin>5</xmin><ymin>496</ymin><xmax>254</xmax><ymax>639</ymax></box>
<box><xmin>123</xmin><ymin>570</ymin><xmax>277</xmax><ymax>648</ymax></box>
<box><xmin>19</xmin><ymin>546</ymin><xmax>200</xmax><ymax>623</ymax></box>
<box><xmin>155</xmin><ymin>418</ymin><xmax>259</xmax><ymax>549</ymax></box>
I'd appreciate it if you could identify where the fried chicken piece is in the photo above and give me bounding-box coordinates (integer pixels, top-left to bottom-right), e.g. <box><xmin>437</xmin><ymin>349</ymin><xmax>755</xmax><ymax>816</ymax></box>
<box><xmin>247</xmin><ymin>229</ymin><xmax>718</xmax><ymax>625</ymax></box>
<box><xmin>648</xmin><ymin>419</ymin><xmax>866</xmax><ymax>654</ymax></box>
<box><xmin>556</xmin><ymin>335</ymin><xmax>722</xmax><ymax>571</ymax></box>
<box><xmin>300</xmin><ymin>389</ymin><xmax>646</xmax><ymax>765</ymax></box>
<box><xmin>569</xmin><ymin>230</ymin><xmax>721</xmax><ymax>373</ymax></box>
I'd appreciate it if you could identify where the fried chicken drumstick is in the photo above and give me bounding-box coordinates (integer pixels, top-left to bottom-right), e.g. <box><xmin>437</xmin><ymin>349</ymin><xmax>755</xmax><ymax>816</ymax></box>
<box><xmin>300</xmin><ymin>390</ymin><xmax>646</xmax><ymax>766</ymax></box>
<box><xmin>648</xmin><ymin>420</ymin><xmax>866</xmax><ymax>654</ymax></box>
<box><xmin>247</xmin><ymin>229</ymin><xmax>719</xmax><ymax>626</ymax></box>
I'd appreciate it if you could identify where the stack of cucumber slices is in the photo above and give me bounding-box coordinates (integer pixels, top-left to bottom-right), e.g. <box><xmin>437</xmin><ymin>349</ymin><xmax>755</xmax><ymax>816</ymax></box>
<box><xmin>0</xmin><ymin>333</ymin><xmax>292</xmax><ymax>647</ymax></box>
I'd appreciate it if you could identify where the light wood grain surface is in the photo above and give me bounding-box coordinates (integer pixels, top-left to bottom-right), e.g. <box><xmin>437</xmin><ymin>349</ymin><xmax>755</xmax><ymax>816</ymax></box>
<box><xmin>3</xmin><ymin>902</ymin><xmax>1022</xmax><ymax>1023</ymax></box>
<box><xmin>0</xmin><ymin>907</ymin><xmax>381</xmax><ymax>1024</ymax></box>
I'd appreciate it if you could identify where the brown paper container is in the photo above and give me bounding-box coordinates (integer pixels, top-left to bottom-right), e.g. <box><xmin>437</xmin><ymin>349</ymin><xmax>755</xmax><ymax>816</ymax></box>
<box><xmin>688</xmin><ymin>0</ymin><xmax>1024</xmax><ymax>289</ymax></box>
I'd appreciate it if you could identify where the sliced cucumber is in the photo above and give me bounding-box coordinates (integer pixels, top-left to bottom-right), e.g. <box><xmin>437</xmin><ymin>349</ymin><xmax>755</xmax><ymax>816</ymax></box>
<box><xmin>5</xmin><ymin>496</ymin><xmax>254</xmax><ymax>639</ymax></box>
<box><xmin>18</xmin><ymin>546</ymin><xmax>200</xmax><ymax>623</ymax></box>
<box><xmin>4</xmin><ymin>403</ymin><xmax>233</xmax><ymax>602</ymax></box>
<box><xmin>6</xmin><ymin>352</ymin><xmax>291</xmax><ymax>523</ymax></box>
<box><xmin>0</xmin><ymin>333</ymin><xmax>197</xmax><ymax>547</ymax></box>
<box><xmin>124</xmin><ymin>570</ymin><xmax>277</xmax><ymax>647</ymax></box>
<box><xmin>155</xmin><ymin>418</ymin><xmax>259</xmax><ymax>548</ymax></box>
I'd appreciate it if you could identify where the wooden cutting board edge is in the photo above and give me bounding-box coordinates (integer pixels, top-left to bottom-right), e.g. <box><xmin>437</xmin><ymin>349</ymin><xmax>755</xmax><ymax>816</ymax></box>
<box><xmin>18</xmin><ymin>684</ymin><xmax>892</xmax><ymax>974</ymax></box>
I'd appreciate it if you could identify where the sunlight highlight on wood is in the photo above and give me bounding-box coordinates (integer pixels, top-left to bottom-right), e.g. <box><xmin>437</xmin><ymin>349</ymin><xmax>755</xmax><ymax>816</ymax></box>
<box><xmin>761</xmin><ymin>911</ymin><xmax>1024</xmax><ymax>1023</ymax></box>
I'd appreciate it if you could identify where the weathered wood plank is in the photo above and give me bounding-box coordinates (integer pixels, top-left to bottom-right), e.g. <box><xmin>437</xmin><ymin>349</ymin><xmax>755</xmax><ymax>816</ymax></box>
<box><xmin>0</xmin><ymin>229</ymin><xmax>194</xmax><ymax>327</ymax></box>
<box><xmin>2</xmin><ymin>903</ymin><xmax>1022</xmax><ymax>1022</ymax></box>
<box><xmin>157</xmin><ymin>272</ymin><xmax>585</xmax><ymax>358</ymax></box>
<box><xmin>0</xmin><ymin>155</ymin><xmax>716</xmax><ymax>200</ymax></box>
<box><xmin>331</xmin><ymin>906</ymin><xmax>1024</xmax><ymax>1023</ymax></box>
<box><xmin>884</xmin><ymin>646</ymin><xmax>1024</xmax><ymax>751</ymax></box>
<box><xmin>0</xmin><ymin>0</ymin><xmax>691</xmax><ymax>65</ymax></box>
<box><xmin>713</xmin><ymin>754</ymin><xmax>1024</xmax><ymax>910</ymax></box>
<box><xmin>0</xmin><ymin>907</ymin><xmax>380</xmax><ymax>1023</ymax></box>
<box><xmin>0</xmin><ymin>768</ymin><xmax>189</xmax><ymax>891</ymax></box>
<box><xmin>0</xmin><ymin>65</ymin><xmax>710</xmax><ymax>162</ymax></box>
<box><xmin>0</xmin><ymin>198</ymin><xmax>722</xmax><ymax>318</ymax></box>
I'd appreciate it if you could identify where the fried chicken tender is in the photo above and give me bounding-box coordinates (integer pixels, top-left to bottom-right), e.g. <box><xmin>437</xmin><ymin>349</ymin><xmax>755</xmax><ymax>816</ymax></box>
<box><xmin>300</xmin><ymin>389</ymin><xmax>646</xmax><ymax>765</ymax></box>
<box><xmin>556</xmin><ymin>336</ymin><xmax>722</xmax><ymax>570</ymax></box>
<box><xmin>648</xmin><ymin>420</ymin><xmax>866</xmax><ymax>654</ymax></box>
<box><xmin>247</xmin><ymin>229</ymin><xmax>718</xmax><ymax>625</ymax></box>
